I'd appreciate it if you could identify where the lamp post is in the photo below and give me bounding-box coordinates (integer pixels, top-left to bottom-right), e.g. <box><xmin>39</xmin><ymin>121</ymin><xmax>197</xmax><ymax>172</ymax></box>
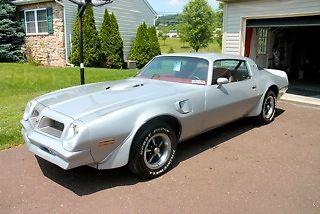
<box><xmin>68</xmin><ymin>0</ymin><xmax>113</xmax><ymax>85</ymax></box>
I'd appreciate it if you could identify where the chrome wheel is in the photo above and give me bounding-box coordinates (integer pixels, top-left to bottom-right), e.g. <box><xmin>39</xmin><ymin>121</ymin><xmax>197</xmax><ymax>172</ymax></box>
<box><xmin>143</xmin><ymin>133</ymin><xmax>171</xmax><ymax>170</ymax></box>
<box><xmin>263</xmin><ymin>95</ymin><xmax>275</xmax><ymax>119</ymax></box>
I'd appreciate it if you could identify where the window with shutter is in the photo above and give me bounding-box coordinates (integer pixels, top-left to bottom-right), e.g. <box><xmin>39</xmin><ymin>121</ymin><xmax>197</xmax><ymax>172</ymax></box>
<box><xmin>22</xmin><ymin>8</ymin><xmax>53</xmax><ymax>35</ymax></box>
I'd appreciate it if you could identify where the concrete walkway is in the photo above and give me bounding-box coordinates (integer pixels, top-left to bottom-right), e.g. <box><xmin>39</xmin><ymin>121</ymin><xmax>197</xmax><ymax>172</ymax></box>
<box><xmin>281</xmin><ymin>93</ymin><xmax>320</xmax><ymax>107</ymax></box>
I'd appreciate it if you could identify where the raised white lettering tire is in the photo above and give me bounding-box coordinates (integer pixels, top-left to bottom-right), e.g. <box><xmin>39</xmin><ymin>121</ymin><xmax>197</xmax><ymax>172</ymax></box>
<box><xmin>128</xmin><ymin>122</ymin><xmax>177</xmax><ymax>179</ymax></box>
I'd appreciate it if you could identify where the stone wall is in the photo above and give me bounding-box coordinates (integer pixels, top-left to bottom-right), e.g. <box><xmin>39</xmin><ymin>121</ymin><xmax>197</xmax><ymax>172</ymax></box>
<box><xmin>19</xmin><ymin>2</ymin><xmax>65</xmax><ymax>66</ymax></box>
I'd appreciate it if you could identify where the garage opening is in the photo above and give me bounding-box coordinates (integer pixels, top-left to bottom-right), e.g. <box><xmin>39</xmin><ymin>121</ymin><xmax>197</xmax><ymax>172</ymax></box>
<box><xmin>245</xmin><ymin>15</ymin><xmax>320</xmax><ymax>96</ymax></box>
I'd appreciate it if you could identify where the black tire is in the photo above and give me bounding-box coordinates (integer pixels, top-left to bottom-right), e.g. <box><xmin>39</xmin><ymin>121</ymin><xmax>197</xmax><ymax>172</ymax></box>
<box><xmin>128</xmin><ymin>122</ymin><xmax>177</xmax><ymax>179</ymax></box>
<box><xmin>257</xmin><ymin>90</ymin><xmax>276</xmax><ymax>125</ymax></box>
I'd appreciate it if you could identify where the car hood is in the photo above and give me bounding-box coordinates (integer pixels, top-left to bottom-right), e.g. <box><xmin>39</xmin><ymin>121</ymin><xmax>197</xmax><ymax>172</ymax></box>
<box><xmin>36</xmin><ymin>78</ymin><xmax>194</xmax><ymax>120</ymax></box>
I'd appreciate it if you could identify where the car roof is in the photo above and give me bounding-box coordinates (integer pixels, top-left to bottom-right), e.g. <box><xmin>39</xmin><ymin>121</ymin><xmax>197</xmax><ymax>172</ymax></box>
<box><xmin>160</xmin><ymin>52</ymin><xmax>250</xmax><ymax>62</ymax></box>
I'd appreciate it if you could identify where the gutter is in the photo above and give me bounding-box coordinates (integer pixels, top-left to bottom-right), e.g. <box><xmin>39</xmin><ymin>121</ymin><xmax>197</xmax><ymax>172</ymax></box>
<box><xmin>55</xmin><ymin>0</ymin><xmax>74</xmax><ymax>67</ymax></box>
<box><xmin>12</xmin><ymin>0</ymin><xmax>53</xmax><ymax>6</ymax></box>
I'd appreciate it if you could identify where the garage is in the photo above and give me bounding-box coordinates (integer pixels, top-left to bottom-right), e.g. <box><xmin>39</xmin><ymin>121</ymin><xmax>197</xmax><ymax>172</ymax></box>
<box><xmin>245</xmin><ymin>15</ymin><xmax>320</xmax><ymax>84</ymax></box>
<box><xmin>220</xmin><ymin>0</ymin><xmax>320</xmax><ymax>92</ymax></box>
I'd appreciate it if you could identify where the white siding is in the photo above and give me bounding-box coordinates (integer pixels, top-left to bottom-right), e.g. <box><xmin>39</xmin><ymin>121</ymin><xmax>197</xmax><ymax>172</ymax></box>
<box><xmin>62</xmin><ymin>0</ymin><xmax>156</xmax><ymax>61</ymax></box>
<box><xmin>223</xmin><ymin>0</ymin><xmax>320</xmax><ymax>55</ymax></box>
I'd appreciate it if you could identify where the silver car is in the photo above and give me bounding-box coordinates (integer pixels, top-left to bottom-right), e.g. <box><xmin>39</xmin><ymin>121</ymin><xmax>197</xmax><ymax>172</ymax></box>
<box><xmin>21</xmin><ymin>53</ymin><xmax>289</xmax><ymax>179</ymax></box>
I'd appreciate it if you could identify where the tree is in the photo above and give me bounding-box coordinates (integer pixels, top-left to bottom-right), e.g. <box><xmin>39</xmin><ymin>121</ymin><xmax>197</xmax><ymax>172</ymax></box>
<box><xmin>70</xmin><ymin>15</ymin><xmax>79</xmax><ymax>65</ymax></box>
<box><xmin>99</xmin><ymin>9</ymin><xmax>111</xmax><ymax>67</ymax></box>
<box><xmin>148</xmin><ymin>26</ymin><xmax>161</xmax><ymax>57</ymax></box>
<box><xmin>180</xmin><ymin>0</ymin><xmax>214</xmax><ymax>52</ymax></box>
<box><xmin>129</xmin><ymin>22</ymin><xmax>150</xmax><ymax>68</ymax></box>
<box><xmin>100</xmin><ymin>10</ymin><xmax>124</xmax><ymax>68</ymax></box>
<box><xmin>0</xmin><ymin>0</ymin><xmax>25</xmax><ymax>62</ymax></box>
<box><xmin>176</xmin><ymin>23</ymin><xmax>188</xmax><ymax>47</ymax></box>
<box><xmin>158</xmin><ymin>30</ymin><xmax>168</xmax><ymax>45</ymax></box>
<box><xmin>214</xmin><ymin>2</ymin><xmax>223</xmax><ymax>47</ymax></box>
<box><xmin>70</xmin><ymin>5</ymin><xmax>100</xmax><ymax>67</ymax></box>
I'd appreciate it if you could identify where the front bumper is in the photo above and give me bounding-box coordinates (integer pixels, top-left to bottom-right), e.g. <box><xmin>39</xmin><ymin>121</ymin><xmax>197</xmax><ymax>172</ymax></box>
<box><xmin>21</xmin><ymin>120</ymin><xmax>94</xmax><ymax>170</ymax></box>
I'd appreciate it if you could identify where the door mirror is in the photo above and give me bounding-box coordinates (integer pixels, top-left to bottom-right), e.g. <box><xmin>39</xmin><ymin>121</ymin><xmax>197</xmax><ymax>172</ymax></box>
<box><xmin>217</xmin><ymin>77</ymin><xmax>229</xmax><ymax>86</ymax></box>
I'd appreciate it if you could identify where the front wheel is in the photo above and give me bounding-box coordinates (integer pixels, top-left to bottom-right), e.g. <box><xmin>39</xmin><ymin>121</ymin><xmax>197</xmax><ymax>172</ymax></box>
<box><xmin>257</xmin><ymin>90</ymin><xmax>276</xmax><ymax>125</ymax></box>
<box><xmin>128</xmin><ymin>122</ymin><xmax>177</xmax><ymax>179</ymax></box>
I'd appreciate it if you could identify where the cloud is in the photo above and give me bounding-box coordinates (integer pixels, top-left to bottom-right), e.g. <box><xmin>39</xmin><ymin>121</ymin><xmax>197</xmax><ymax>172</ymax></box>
<box><xmin>169</xmin><ymin>0</ymin><xmax>182</xmax><ymax>6</ymax></box>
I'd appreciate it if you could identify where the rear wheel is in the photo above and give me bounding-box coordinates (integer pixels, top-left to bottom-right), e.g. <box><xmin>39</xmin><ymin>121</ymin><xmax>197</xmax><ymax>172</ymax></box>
<box><xmin>257</xmin><ymin>90</ymin><xmax>276</xmax><ymax>125</ymax></box>
<box><xmin>128</xmin><ymin>122</ymin><xmax>177</xmax><ymax>179</ymax></box>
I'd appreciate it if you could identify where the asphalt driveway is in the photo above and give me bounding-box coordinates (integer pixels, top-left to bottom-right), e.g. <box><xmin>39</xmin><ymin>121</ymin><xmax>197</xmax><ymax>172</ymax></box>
<box><xmin>0</xmin><ymin>102</ymin><xmax>319</xmax><ymax>213</ymax></box>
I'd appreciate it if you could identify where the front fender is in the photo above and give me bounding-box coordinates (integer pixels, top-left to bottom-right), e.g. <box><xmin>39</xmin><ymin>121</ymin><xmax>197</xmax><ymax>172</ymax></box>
<box><xmin>95</xmin><ymin>104</ymin><xmax>182</xmax><ymax>169</ymax></box>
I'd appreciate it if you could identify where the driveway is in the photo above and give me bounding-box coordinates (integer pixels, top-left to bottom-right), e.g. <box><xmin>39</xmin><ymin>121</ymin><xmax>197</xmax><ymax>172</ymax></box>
<box><xmin>0</xmin><ymin>102</ymin><xmax>319</xmax><ymax>213</ymax></box>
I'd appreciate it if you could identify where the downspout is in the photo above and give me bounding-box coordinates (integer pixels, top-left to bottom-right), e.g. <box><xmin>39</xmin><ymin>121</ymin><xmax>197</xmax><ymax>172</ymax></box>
<box><xmin>55</xmin><ymin>0</ymin><xmax>74</xmax><ymax>66</ymax></box>
<box><xmin>154</xmin><ymin>14</ymin><xmax>159</xmax><ymax>26</ymax></box>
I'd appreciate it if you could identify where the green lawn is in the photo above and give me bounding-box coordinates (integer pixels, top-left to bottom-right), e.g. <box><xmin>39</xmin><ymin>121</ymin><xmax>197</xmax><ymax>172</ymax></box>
<box><xmin>160</xmin><ymin>38</ymin><xmax>221</xmax><ymax>54</ymax></box>
<box><xmin>0</xmin><ymin>63</ymin><xmax>136</xmax><ymax>150</ymax></box>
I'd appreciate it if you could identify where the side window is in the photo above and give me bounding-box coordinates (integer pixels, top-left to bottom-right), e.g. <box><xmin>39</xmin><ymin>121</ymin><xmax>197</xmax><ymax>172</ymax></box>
<box><xmin>21</xmin><ymin>8</ymin><xmax>53</xmax><ymax>35</ymax></box>
<box><xmin>212</xmin><ymin>59</ymin><xmax>250</xmax><ymax>84</ymax></box>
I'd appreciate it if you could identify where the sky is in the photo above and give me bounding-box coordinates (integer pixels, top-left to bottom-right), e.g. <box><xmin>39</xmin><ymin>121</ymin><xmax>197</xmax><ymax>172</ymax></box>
<box><xmin>146</xmin><ymin>0</ymin><xmax>219</xmax><ymax>15</ymax></box>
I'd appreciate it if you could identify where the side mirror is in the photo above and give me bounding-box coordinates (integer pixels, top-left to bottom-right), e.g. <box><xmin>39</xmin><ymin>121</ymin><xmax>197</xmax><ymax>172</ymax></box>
<box><xmin>216</xmin><ymin>77</ymin><xmax>229</xmax><ymax>86</ymax></box>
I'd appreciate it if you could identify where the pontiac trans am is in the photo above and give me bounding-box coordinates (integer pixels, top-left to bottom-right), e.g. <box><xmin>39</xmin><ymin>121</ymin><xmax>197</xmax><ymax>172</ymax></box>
<box><xmin>21</xmin><ymin>53</ymin><xmax>289</xmax><ymax>179</ymax></box>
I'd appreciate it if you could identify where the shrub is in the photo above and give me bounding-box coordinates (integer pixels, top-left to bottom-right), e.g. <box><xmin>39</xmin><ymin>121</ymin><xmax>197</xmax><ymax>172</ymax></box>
<box><xmin>100</xmin><ymin>10</ymin><xmax>124</xmax><ymax>68</ymax></box>
<box><xmin>129</xmin><ymin>22</ymin><xmax>150</xmax><ymax>68</ymax></box>
<box><xmin>168</xmin><ymin>47</ymin><xmax>175</xmax><ymax>53</ymax></box>
<box><xmin>148</xmin><ymin>26</ymin><xmax>161</xmax><ymax>57</ymax></box>
<box><xmin>130</xmin><ymin>23</ymin><xmax>161</xmax><ymax>68</ymax></box>
<box><xmin>70</xmin><ymin>5</ymin><xmax>100</xmax><ymax>67</ymax></box>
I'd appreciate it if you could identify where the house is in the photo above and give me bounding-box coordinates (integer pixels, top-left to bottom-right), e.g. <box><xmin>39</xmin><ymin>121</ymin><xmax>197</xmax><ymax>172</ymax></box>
<box><xmin>219</xmin><ymin>0</ymin><xmax>320</xmax><ymax>83</ymax></box>
<box><xmin>166</xmin><ymin>30</ymin><xmax>178</xmax><ymax>38</ymax></box>
<box><xmin>12</xmin><ymin>0</ymin><xmax>157</xmax><ymax>66</ymax></box>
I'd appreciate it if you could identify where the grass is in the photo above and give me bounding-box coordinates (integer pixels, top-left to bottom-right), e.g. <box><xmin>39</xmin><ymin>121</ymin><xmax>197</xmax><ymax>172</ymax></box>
<box><xmin>160</xmin><ymin>38</ymin><xmax>221</xmax><ymax>54</ymax></box>
<box><xmin>0</xmin><ymin>63</ymin><xmax>136</xmax><ymax>150</ymax></box>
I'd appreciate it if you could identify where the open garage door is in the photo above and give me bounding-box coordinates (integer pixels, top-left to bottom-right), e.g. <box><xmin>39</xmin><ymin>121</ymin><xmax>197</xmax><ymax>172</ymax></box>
<box><xmin>245</xmin><ymin>15</ymin><xmax>320</xmax><ymax>85</ymax></box>
<box><xmin>247</xmin><ymin>15</ymin><xmax>320</xmax><ymax>28</ymax></box>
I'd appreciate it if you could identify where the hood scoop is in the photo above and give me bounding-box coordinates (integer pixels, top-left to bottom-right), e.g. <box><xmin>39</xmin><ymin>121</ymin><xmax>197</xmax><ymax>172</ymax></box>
<box><xmin>106</xmin><ymin>82</ymin><xmax>144</xmax><ymax>91</ymax></box>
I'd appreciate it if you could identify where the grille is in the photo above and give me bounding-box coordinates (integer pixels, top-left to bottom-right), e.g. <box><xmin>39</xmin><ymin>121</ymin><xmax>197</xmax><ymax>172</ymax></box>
<box><xmin>38</xmin><ymin>117</ymin><xmax>65</xmax><ymax>138</ymax></box>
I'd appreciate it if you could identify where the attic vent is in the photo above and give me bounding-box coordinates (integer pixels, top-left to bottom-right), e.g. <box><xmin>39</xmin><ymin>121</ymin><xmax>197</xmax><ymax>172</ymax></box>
<box><xmin>133</xmin><ymin>84</ymin><xmax>144</xmax><ymax>88</ymax></box>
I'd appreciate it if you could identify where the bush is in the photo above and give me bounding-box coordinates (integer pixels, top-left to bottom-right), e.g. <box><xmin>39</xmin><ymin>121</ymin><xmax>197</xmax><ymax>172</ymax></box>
<box><xmin>70</xmin><ymin>5</ymin><xmax>100</xmax><ymax>67</ymax></box>
<box><xmin>129</xmin><ymin>22</ymin><xmax>150</xmax><ymax>68</ymax></box>
<box><xmin>148</xmin><ymin>26</ymin><xmax>161</xmax><ymax>57</ymax></box>
<box><xmin>168</xmin><ymin>47</ymin><xmax>175</xmax><ymax>53</ymax></box>
<box><xmin>130</xmin><ymin>23</ymin><xmax>161</xmax><ymax>68</ymax></box>
<box><xmin>100</xmin><ymin>10</ymin><xmax>124</xmax><ymax>68</ymax></box>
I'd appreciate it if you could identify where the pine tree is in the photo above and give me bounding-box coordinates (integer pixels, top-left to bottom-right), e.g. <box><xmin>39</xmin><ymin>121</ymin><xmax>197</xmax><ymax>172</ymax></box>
<box><xmin>100</xmin><ymin>10</ymin><xmax>124</xmax><ymax>68</ymax></box>
<box><xmin>129</xmin><ymin>22</ymin><xmax>151</xmax><ymax>68</ymax></box>
<box><xmin>70</xmin><ymin>5</ymin><xmax>100</xmax><ymax>67</ymax></box>
<box><xmin>108</xmin><ymin>13</ymin><xmax>124</xmax><ymax>68</ymax></box>
<box><xmin>0</xmin><ymin>0</ymin><xmax>25</xmax><ymax>62</ymax></box>
<box><xmin>148</xmin><ymin>26</ymin><xmax>161</xmax><ymax>57</ymax></box>
<box><xmin>99</xmin><ymin>9</ymin><xmax>111</xmax><ymax>67</ymax></box>
<box><xmin>70</xmin><ymin>16</ymin><xmax>79</xmax><ymax>65</ymax></box>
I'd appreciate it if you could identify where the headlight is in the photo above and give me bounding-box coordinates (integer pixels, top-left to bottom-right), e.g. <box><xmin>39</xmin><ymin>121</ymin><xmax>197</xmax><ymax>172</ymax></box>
<box><xmin>23</xmin><ymin>100</ymin><xmax>37</xmax><ymax>121</ymax></box>
<box><xmin>65</xmin><ymin>123</ymin><xmax>79</xmax><ymax>140</ymax></box>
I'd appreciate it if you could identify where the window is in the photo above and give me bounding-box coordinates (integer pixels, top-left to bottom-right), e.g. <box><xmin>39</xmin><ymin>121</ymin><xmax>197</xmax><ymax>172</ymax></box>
<box><xmin>212</xmin><ymin>59</ymin><xmax>250</xmax><ymax>84</ymax></box>
<box><xmin>138</xmin><ymin>56</ymin><xmax>209</xmax><ymax>85</ymax></box>
<box><xmin>21</xmin><ymin>8</ymin><xmax>53</xmax><ymax>35</ymax></box>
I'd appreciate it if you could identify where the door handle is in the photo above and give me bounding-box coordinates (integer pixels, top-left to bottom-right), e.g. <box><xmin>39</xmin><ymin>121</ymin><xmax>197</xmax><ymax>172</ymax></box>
<box><xmin>252</xmin><ymin>85</ymin><xmax>257</xmax><ymax>89</ymax></box>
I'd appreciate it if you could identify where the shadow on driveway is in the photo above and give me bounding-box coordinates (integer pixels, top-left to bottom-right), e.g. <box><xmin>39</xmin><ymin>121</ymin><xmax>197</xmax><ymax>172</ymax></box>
<box><xmin>37</xmin><ymin>108</ymin><xmax>285</xmax><ymax>196</ymax></box>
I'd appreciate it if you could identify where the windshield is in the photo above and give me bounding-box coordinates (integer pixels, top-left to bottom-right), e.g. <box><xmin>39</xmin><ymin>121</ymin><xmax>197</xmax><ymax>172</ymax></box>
<box><xmin>137</xmin><ymin>56</ymin><xmax>209</xmax><ymax>85</ymax></box>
